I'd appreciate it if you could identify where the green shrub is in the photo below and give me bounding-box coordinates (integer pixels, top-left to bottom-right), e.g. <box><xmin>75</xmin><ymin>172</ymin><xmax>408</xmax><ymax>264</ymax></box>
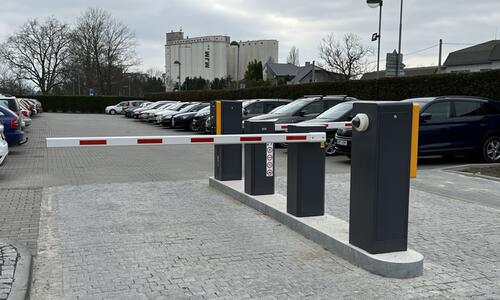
<box><xmin>16</xmin><ymin>70</ymin><xmax>500</xmax><ymax>113</ymax></box>
<box><xmin>145</xmin><ymin>70</ymin><xmax>500</xmax><ymax>102</ymax></box>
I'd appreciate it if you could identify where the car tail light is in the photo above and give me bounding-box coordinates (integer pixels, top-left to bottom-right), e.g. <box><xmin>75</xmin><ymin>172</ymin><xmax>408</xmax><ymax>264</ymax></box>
<box><xmin>22</xmin><ymin>110</ymin><xmax>29</xmax><ymax>117</ymax></box>
<box><xmin>10</xmin><ymin>118</ymin><xmax>19</xmax><ymax>129</ymax></box>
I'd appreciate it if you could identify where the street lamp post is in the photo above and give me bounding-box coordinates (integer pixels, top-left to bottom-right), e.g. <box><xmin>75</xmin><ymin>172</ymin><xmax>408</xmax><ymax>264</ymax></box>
<box><xmin>367</xmin><ymin>0</ymin><xmax>383</xmax><ymax>80</ymax></box>
<box><xmin>230</xmin><ymin>41</ymin><xmax>241</xmax><ymax>89</ymax></box>
<box><xmin>174</xmin><ymin>60</ymin><xmax>181</xmax><ymax>91</ymax></box>
<box><xmin>396</xmin><ymin>0</ymin><xmax>404</xmax><ymax>77</ymax></box>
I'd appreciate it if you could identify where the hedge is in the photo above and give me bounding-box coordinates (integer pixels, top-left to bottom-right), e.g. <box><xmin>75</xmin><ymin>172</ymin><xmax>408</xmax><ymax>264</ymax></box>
<box><xmin>144</xmin><ymin>70</ymin><xmax>500</xmax><ymax>102</ymax></box>
<box><xmin>16</xmin><ymin>70</ymin><xmax>500</xmax><ymax>113</ymax></box>
<box><xmin>16</xmin><ymin>95</ymin><xmax>143</xmax><ymax>113</ymax></box>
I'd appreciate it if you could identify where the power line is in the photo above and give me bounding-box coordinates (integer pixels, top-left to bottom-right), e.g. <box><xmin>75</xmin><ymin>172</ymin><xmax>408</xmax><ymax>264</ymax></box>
<box><xmin>405</xmin><ymin>44</ymin><xmax>439</xmax><ymax>56</ymax></box>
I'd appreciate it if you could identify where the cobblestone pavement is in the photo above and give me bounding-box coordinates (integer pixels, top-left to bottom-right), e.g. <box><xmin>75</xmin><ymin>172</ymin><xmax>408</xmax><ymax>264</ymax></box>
<box><xmin>31</xmin><ymin>178</ymin><xmax>500</xmax><ymax>299</ymax></box>
<box><xmin>2</xmin><ymin>113</ymin><xmax>498</xmax><ymax>299</ymax></box>
<box><xmin>0</xmin><ymin>243</ymin><xmax>18</xmax><ymax>300</ymax></box>
<box><xmin>0</xmin><ymin>188</ymin><xmax>41</xmax><ymax>253</ymax></box>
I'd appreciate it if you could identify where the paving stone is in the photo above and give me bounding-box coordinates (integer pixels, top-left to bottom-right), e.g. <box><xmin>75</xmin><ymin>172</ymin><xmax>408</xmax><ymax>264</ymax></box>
<box><xmin>30</xmin><ymin>178</ymin><xmax>500</xmax><ymax>299</ymax></box>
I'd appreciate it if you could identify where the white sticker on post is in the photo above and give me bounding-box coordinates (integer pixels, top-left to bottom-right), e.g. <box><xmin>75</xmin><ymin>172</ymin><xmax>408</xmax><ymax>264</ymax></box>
<box><xmin>266</xmin><ymin>142</ymin><xmax>274</xmax><ymax>177</ymax></box>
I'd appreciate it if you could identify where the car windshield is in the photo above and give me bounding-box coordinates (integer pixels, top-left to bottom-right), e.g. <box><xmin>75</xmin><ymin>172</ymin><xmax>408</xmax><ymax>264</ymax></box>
<box><xmin>268</xmin><ymin>106</ymin><xmax>284</xmax><ymax>114</ymax></box>
<box><xmin>179</xmin><ymin>104</ymin><xmax>198</xmax><ymax>113</ymax></box>
<box><xmin>157</xmin><ymin>103</ymin><xmax>174</xmax><ymax>110</ymax></box>
<box><xmin>196</xmin><ymin>106</ymin><xmax>210</xmax><ymax>116</ymax></box>
<box><xmin>0</xmin><ymin>100</ymin><xmax>9</xmax><ymax>109</ymax></box>
<box><xmin>191</xmin><ymin>104</ymin><xmax>208</xmax><ymax>112</ymax></box>
<box><xmin>150</xmin><ymin>102</ymin><xmax>169</xmax><ymax>109</ymax></box>
<box><xmin>242</xmin><ymin>101</ymin><xmax>256</xmax><ymax>109</ymax></box>
<box><xmin>271</xmin><ymin>99</ymin><xmax>312</xmax><ymax>115</ymax></box>
<box><xmin>167</xmin><ymin>103</ymin><xmax>187</xmax><ymax>111</ymax></box>
<box><xmin>316</xmin><ymin>102</ymin><xmax>354</xmax><ymax>120</ymax></box>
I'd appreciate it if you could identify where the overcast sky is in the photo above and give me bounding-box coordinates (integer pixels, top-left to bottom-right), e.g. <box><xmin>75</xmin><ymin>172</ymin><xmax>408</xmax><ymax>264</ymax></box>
<box><xmin>2</xmin><ymin>0</ymin><xmax>500</xmax><ymax>73</ymax></box>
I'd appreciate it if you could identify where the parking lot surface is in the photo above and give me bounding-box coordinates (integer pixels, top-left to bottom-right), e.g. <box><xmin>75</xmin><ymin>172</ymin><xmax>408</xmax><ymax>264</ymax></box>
<box><xmin>1</xmin><ymin>113</ymin><xmax>499</xmax><ymax>299</ymax></box>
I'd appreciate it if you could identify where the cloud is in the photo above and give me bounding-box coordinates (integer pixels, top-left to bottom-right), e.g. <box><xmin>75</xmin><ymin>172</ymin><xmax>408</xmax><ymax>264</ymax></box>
<box><xmin>1</xmin><ymin>0</ymin><xmax>500</xmax><ymax>72</ymax></box>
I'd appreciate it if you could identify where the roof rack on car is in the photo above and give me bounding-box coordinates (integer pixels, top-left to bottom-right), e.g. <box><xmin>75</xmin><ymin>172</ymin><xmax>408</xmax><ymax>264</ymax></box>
<box><xmin>303</xmin><ymin>95</ymin><xmax>324</xmax><ymax>98</ymax></box>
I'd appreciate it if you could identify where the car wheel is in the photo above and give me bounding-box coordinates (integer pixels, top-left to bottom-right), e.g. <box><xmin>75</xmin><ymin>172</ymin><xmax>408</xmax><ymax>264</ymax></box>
<box><xmin>188</xmin><ymin>121</ymin><xmax>195</xmax><ymax>131</ymax></box>
<box><xmin>482</xmin><ymin>136</ymin><xmax>500</xmax><ymax>163</ymax></box>
<box><xmin>325</xmin><ymin>137</ymin><xmax>336</xmax><ymax>156</ymax></box>
<box><xmin>109</xmin><ymin>109</ymin><xmax>116</xmax><ymax>115</ymax></box>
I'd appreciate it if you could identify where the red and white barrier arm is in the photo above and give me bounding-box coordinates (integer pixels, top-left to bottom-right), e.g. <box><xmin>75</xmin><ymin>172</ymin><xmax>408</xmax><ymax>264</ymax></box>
<box><xmin>275</xmin><ymin>122</ymin><xmax>352</xmax><ymax>132</ymax></box>
<box><xmin>46</xmin><ymin>132</ymin><xmax>326</xmax><ymax>148</ymax></box>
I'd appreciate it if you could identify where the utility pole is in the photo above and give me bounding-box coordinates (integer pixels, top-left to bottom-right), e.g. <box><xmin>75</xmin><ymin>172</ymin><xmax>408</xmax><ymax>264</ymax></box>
<box><xmin>438</xmin><ymin>39</ymin><xmax>443</xmax><ymax>73</ymax></box>
<box><xmin>312</xmin><ymin>60</ymin><xmax>316</xmax><ymax>83</ymax></box>
<box><xmin>396</xmin><ymin>0</ymin><xmax>404</xmax><ymax>77</ymax></box>
<box><xmin>367</xmin><ymin>0</ymin><xmax>383</xmax><ymax>80</ymax></box>
<box><xmin>128</xmin><ymin>76</ymin><xmax>132</xmax><ymax>96</ymax></box>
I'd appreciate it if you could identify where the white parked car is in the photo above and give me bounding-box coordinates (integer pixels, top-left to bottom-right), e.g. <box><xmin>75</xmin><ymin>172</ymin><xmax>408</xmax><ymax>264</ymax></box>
<box><xmin>140</xmin><ymin>102</ymin><xmax>178</xmax><ymax>121</ymax></box>
<box><xmin>0</xmin><ymin>124</ymin><xmax>8</xmax><ymax>166</ymax></box>
<box><xmin>105</xmin><ymin>101</ymin><xmax>129</xmax><ymax>115</ymax></box>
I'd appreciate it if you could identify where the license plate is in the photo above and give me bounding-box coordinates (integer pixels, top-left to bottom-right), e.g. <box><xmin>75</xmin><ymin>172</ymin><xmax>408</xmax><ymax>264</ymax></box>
<box><xmin>337</xmin><ymin>140</ymin><xmax>348</xmax><ymax>146</ymax></box>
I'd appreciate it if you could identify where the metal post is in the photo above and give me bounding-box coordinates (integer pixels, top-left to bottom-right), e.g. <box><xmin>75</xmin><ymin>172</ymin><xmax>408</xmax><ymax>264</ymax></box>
<box><xmin>244</xmin><ymin>121</ymin><xmax>275</xmax><ymax>195</ymax></box>
<box><xmin>312</xmin><ymin>60</ymin><xmax>316</xmax><ymax>82</ymax></box>
<box><xmin>287</xmin><ymin>125</ymin><xmax>326</xmax><ymax>217</ymax></box>
<box><xmin>178</xmin><ymin>63</ymin><xmax>181</xmax><ymax>91</ymax></box>
<box><xmin>349</xmin><ymin>102</ymin><xmax>413</xmax><ymax>254</ymax></box>
<box><xmin>212</xmin><ymin>100</ymin><xmax>243</xmax><ymax>181</ymax></box>
<box><xmin>377</xmin><ymin>2</ymin><xmax>383</xmax><ymax>79</ymax></box>
<box><xmin>237</xmin><ymin>45</ymin><xmax>240</xmax><ymax>88</ymax></box>
<box><xmin>396</xmin><ymin>0</ymin><xmax>404</xmax><ymax>77</ymax></box>
<box><xmin>438</xmin><ymin>39</ymin><xmax>443</xmax><ymax>73</ymax></box>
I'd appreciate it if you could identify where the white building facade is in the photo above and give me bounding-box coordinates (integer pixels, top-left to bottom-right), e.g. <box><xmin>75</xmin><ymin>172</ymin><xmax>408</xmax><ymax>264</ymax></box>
<box><xmin>165</xmin><ymin>31</ymin><xmax>278</xmax><ymax>91</ymax></box>
<box><xmin>227</xmin><ymin>40</ymin><xmax>279</xmax><ymax>82</ymax></box>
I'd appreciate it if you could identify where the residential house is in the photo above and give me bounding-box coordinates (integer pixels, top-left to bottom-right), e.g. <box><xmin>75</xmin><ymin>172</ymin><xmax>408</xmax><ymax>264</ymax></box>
<box><xmin>442</xmin><ymin>40</ymin><xmax>500</xmax><ymax>73</ymax></box>
<box><xmin>264</xmin><ymin>62</ymin><xmax>343</xmax><ymax>85</ymax></box>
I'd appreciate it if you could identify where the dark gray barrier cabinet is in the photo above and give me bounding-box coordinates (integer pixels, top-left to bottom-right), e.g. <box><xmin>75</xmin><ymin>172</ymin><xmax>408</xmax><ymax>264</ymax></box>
<box><xmin>211</xmin><ymin>100</ymin><xmax>242</xmax><ymax>181</ymax></box>
<box><xmin>244</xmin><ymin>121</ymin><xmax>275</xmax><ymax>195</ymax></box>
<box><xmin>287</xmin><ymin>125</ymin><xmax>326</xmax><ymax>217</ymax></box>
<box><xmin>349</xmin><ymin>102</ymin><xmax>413</xmax><ymax>254</ymax></box>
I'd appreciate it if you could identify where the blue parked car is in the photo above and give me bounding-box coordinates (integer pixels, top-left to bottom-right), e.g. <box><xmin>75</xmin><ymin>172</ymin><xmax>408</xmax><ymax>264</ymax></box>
<box><xmin>0</xmin><ymin>105</ymin><xmax>25</xmax><ymax>145</ymax></box>
<box><xmin>334</xmin><ymin>96</ymin><xmax>500</xmax><ymax>163</ymax></box>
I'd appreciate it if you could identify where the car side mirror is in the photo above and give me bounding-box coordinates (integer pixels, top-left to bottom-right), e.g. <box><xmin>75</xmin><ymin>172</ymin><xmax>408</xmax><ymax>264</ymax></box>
<box><xmin>420</xmin><ymin>113</ymin><xmax>432</xmax><ymax>122</ymax></box>
<box><xmin>243</xmin><ymin>109</ymin><xmax>248</xmax><ymax>115</ymax></box>
<box><xmin>299</xmin><ymin>111</ymin><xmax>306</xmax><ymax>117</ymax></box>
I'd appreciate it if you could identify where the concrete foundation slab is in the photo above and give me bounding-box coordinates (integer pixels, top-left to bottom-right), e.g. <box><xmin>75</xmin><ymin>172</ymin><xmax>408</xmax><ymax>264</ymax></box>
<box><xmin>209</xmin><ymin>177</ymin><xmax>424</xmax><ymax>279</ymax></box>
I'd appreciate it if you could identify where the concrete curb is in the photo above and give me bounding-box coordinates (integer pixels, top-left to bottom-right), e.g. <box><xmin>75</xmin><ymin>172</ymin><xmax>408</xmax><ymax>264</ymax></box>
<box><xmin>442</xmin><ymin>164</ymin><xmax>500</xmax><ymax>183</ymax></box>
<box><xmin>6</xmin><ymin>242</ymin><xmax>32</xmax><ymax>300</ymax></box>
<box><xmin>209</xmin><ymin>177</ymin><xmax>424</xmax><ymax>279</ymax></box>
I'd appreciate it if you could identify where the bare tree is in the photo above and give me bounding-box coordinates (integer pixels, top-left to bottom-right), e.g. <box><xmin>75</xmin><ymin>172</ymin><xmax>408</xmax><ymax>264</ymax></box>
<box><xmin>146</xmin><ymin>68</ymin><xmax>164</xmax><ymax>79</ymax></box>
<box><xmin>319</xmin><ymin>33</ymin><xmax>372</xmax><ymax>80</ymax></box>
<box><xmin>0</xmin><ymin>18</ymin><xmax>71</xmax><ymax>94</ymax></box>
<box><xmin>69</xmin><ymin>8</ymin><xmax>138</xmax><ymax>95</ymax></box>
<box><xmin>0</xmin><ymin>65</ymin><xmax>34</xmax><ymax>95</ymax></box>
<box><xmin>287</xmin><ymin>46</ymin><xmax>300</xmax><ymax>66</ymax></box>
